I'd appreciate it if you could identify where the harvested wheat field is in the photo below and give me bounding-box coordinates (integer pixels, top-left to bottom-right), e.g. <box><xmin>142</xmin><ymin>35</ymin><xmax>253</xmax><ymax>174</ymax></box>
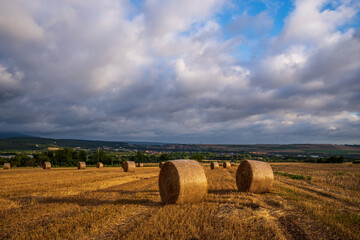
<box><xmin>0</xmin><ymin>163</ymin><xmax>359</xmax><ymax>239</ymax></box>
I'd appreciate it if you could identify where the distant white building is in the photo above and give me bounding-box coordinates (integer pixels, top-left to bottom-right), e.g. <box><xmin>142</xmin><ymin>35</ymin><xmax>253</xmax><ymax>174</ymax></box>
<box><xmin>0</xmin><ymin>155</ymin><xmax>15</xmax><ymax>159</ymax></box>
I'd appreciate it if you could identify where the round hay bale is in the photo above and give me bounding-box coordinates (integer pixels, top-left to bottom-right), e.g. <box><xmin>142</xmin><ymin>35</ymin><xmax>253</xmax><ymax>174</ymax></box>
<box><xmin>123</xmin><ymin>161</ymin><xmax>135</xmax><ymax>172</ymax></box>
<box><xmin>3</xmin><ymin>163</ymin><xmax>11</xmax><ymax>170</ymax></box>
<box><xmin>96</xmin><ymin>162</ymin><xmax>103</xmax><ymax>168</ymax></box>
<box><xmin>236</xmin><ymin>160</ymin><xmax>274</xmax><ymax>193</ymax></box>
<box><xmin>77</xmin><ymin>161</ymin><xmax>86</xmax><ymax>170</ymax></box>
<box><xmin>121</xmin><ymin>162</ymin><xmax>125</xmax><ymax>168</ymax></box>
<box><xmin>159</xmin><ymin>159</ymin><xmax>208</xmax><ymax>204</ymax></box>
<box><xmin>136</xmin><ymin>163</ymin><xmax>144</xmax><ymax>167</ymax></box>
<box><xmin>223</xmin><ymin>162</ymin><xmax>231</xmax><ymax>168</ymax></box>
<box><xmin>210</xmin><ymin>162</ymin><xmax>219</xmax><ymax>169</ymax></box>
<box><xmin>231</xmin><ymin>162</ymin><xmax>236</xmax><ymax>166</ymax></box>
<box><xmin>43</xmin><ymin>162</ymin><xmax>51</xmax><ymax>169</ymax></box>
<box><xmin>159</xmin><ymin>162</ymin><xmax>165</xmax><ymax>168</ymax></box>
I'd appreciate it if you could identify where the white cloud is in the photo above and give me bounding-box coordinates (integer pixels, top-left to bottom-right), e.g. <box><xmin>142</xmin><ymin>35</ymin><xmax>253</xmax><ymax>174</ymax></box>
<box><xmin>282</xmin><ymin>0</ymin><xmax>357</xmax><ymax>46</ymax></box>
<box><xmin>0</xmin><ymin>1</ymin><xmax>44</xmax><ymax>42</ymax></box>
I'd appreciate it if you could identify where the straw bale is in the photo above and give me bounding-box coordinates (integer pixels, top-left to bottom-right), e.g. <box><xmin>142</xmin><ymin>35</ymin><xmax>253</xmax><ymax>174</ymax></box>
<box><xmin>123</xmin><ymin>161</ymin><xmax>135</xmax><ymax>172</ymax></box>
<box><xmin>159</xmin><ymin>159</ymin><xmax>208</xmax><ymax>204</ymax></box>
<box><xmin>3</xmin><ymin>163</ymin><xmax>11</xmax><ymax>170</ymax></box>
<box><xmin>210</xmin><ymin>162</ymin><xmax>219</xmax><ymax>169</ymax></box>
<box><xmin>96</xmin><ymin>162</ymin><xmax>103</xmax><ymax>168</ymax></box>
<box><xmin>43</xmin><ymin>162</ymin><xmax>51</xmax><ymax>169</ymax></box>
<box><xmin>77</xmin><ymin>161</ymin><xmax>86</xmax><ymax>170</ymax></box>
<box><xmin>159</xmin><ymin>162</ymin><xmax>165</xmax><ymax>168</ymax></box>
<box><xmin>136</xmin><ymin>163</ymin><xmax>144</xmax><ymax>167</ymax></box>
<box><xmin>236</xmin><ymin>160</ymin><xmax>274</xmax><ymax>193</ymax></box>
<box><xmin>223</xmin><ymin>162</ymin><xmax>231</xmax><ymax>168</ymax></box>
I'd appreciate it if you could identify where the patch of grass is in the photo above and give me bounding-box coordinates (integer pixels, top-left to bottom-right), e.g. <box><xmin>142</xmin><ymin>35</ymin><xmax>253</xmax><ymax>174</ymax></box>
<box><xmin>274</xmin><ymin>171</ymin><xmax>311</xmax><ymax>181</ymax></box>
<box><xmin>334</xmin><ymin>171</ymin><xmax>348</xmax><ymax>176</ymax></box>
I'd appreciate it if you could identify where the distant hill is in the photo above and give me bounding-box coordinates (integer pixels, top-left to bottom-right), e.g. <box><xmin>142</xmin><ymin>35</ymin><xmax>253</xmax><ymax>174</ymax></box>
<box><xmin>0</xmin><ymin>136</ymin><xmax>359</xmax><ymax>156</ymax></box>
<box><xmin>0</xmin><ymin>137</ymin><xmax>130</xmax><ymax>151</ymax></box>
<box><xmin>0</xmin><ymin>132</ymin><xmax>35</xmax><ymax>139</ymax></box>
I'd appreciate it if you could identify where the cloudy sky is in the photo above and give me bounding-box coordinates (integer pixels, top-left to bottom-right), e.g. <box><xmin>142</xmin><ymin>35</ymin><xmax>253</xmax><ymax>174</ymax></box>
<box><xmin>0</xmin><ymin>0</ymin><xmax>359</xmax><ymax>144</ymax></box>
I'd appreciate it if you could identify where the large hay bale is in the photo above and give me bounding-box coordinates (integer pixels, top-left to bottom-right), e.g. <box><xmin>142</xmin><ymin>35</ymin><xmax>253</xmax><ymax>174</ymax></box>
<box><xmin>236</xmin><ymin>160</ymin><xmax>274</xmax><ymax>193</ymax></box>
<box><xmin>223</xmin><ymin>162</ymin><xmax>231</xmax><ymax>168</ymax></box>
<box><xmin>121</xmin><ymin>162</ymin><xmax>125</xmax><ymax>168</ymax></box>
<box><xmin>210</xmin><ymin>162</ymin><xmax>219</xmax><ymax>169</ymax></box>
<box><xmin>96</xmin><ymin>162</ymin><xmax>103</xmax><ymax>168</ymax></box>
<box><xmin>77</xmin><ymin>161</ymin><xmax>86</xmax><ymax>170</ymax></box>
<box><xmin>43</xmin><ymin>162</ymin><xmax>51</xmax><ymax>169</ymax></box>
<box><xmin>3</xmin><ymin>163</ymin><xmax>11</xmax><ymax>170</ymax></box>
<box><xmin>159</xmin><ymin>162</ymin><xmax>165</xmax><ymax>168</ymax></box>
<box><xmin>123</xmin><ymin>161</ymin><xmax>135</xmax><ymax>172</ymax></box>
<box><xmin>159</xmin><ymin>159</ymin><xmax>208</xmax><ymax>204</ymax></box>
<box><xmin>136</xmin><ymin>163</ymin><xmax>144</xmax><ymax>167</ymax></box>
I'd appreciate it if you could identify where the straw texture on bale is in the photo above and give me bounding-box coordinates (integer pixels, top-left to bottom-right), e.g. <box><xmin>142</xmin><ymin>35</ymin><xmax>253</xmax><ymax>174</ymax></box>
<box><xmin>223</xmin><ymin>162</ymin><xmax>231</xmax><ymax>168</ymax></box>
<box><xmin>123</xmin><ymin>161</ymin><xmax>135</xmax><ymax>172</ymax></box>
<box><xmin>210</xmin><ymin>162</ymin><xmax>219</xmax><ymax>169</ymax></box>
<box><xmin>96</xmin><ymin>162</ymin><xmax>103</xmax><ymax>168</ymax></box>
<box><xmin>236</xmin><ymin>160</ymin><xmax>274</xmax><ymax>193</ymax></box>
<box><xmin>159</xmin><ymin>159</ymin><xmax>208</xmax><ymax>204</ymax></box>
<box><xmin>122</xmin><ymin>162</ymin><xmax>125</xmax><ymax>169</ymax></box>
<box><xmin>77</xmin><ymin>162</ymin><xmax>86</xmax><ymax>170</ymax></box>
<box><xmin>43</xmin><ymin>162</ymin><xmax>51</xmax><ymax>169</ymax></box>
<box><xmin>136</xmin><ymin>163</ymin><xmax>144</xmax><ymax>167</ymax></box>
<box><xmin>159</xmin><ymin>162</ymin><xmax>165</xmax><ymax>168</ymax></box>
<box><xmin>3</xmin><ymin>163</ymin><xmax>11</xmax><ymax>170</ymax></box>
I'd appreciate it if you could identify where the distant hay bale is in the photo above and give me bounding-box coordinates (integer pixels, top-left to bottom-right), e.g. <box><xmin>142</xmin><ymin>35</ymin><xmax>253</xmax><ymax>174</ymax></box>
<box><xmin>96</xmin><ymin>162</ymin><xmax>103</xmax><ymax>168</ymax></box>
<box><xmin>223</xmin><ymin>162</ymin><xmax>231</xmax><ymax>168</ymax></box>
<box><xmin>159</xmin><ymin>162</ymin><xmax>165</xmax><ymax>168</ymax></box>
<box><xmin>236</xmin><ymin>160</ymin><xmax>274</xmax><ymax>193</ymax></box>
<box><xmin>231</xmin><ymin>162</ymin><xmax>236</xmax><ymax>166</ymax></box>
<box><xmin>3</xmin><ymin>163</ymin><xmax>11</xmax><ymax>170</ymax></box>
<box><xmin>43</xmin><ymin>162</ymin><xmax>51</xmax><ymax>169</ymax></box>
<box><xmin>210</xmin><ymin>162</ymin><xmax>219</xmax><ymax>169</ymax></box>
<box><xmin>123</xmin><ymin>161</ymin><xmax>135</xmax><ymax>172</ymax></box>
<box><xmin>159</xmin><ymin>159</ymin><xmax>208</xmax><ymax>204</ymax></box>
<box><xmin>136</xmin><ymin>163</ymin><xmax>144</xmax><ymax>167</ymax></box>
<box><xmin>77</xmin><ymin>162</ymin><xmax>86</xmax><ymax>170</ymax></box>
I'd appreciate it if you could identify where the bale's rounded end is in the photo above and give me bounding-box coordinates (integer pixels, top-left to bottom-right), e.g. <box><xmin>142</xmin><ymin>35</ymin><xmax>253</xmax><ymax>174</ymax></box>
<box><xmin>236</xmin><ymin>160</ymin><xmax>274</xmax><ymax>193</ymax></box>
<box><xmin>77</xmin><ymin>162</ymin><xmax>86</xmax><ymax>170</ymax></box>
<box><xmin>123</xmin><ymin>161</ymin><xmax>135</xmax><ymax>172</ymax></box>
<box><xmin>159</xmin><ymin>160</ymin><xmax>208</xmax><ymax>204</ymax></box>
<box><xmin>96</xmin><ymin>162</ymin><xmax>103</xmax><ymax>168</ymax></box>
<box><xmin>43</xmin><ymin>162</ymin><xmax>51</xmax><ymax>169</ymax></box>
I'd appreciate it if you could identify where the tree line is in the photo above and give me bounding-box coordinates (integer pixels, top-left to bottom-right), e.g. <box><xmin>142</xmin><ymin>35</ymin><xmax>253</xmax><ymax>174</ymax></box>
<box><xmin>0</xmin><ymin>148</ymin><xmax>349</xmax><ymax>167</ymax></box>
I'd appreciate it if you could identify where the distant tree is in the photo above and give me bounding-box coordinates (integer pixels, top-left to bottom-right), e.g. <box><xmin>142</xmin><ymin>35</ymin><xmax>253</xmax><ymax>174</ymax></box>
<box><xmin>191</xmin><ymin>153</ymin><xmax>204</xmax><ymax>162</ymax></box>
<box><xmin>159</xmin><ymin>153</ymin><xmax>170</xmax><ymax>162</ymax></box>
<box><xmin>134</xmin><ymin>151</ymin><xmax>145</xmax><ymax>163</ymax></box>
